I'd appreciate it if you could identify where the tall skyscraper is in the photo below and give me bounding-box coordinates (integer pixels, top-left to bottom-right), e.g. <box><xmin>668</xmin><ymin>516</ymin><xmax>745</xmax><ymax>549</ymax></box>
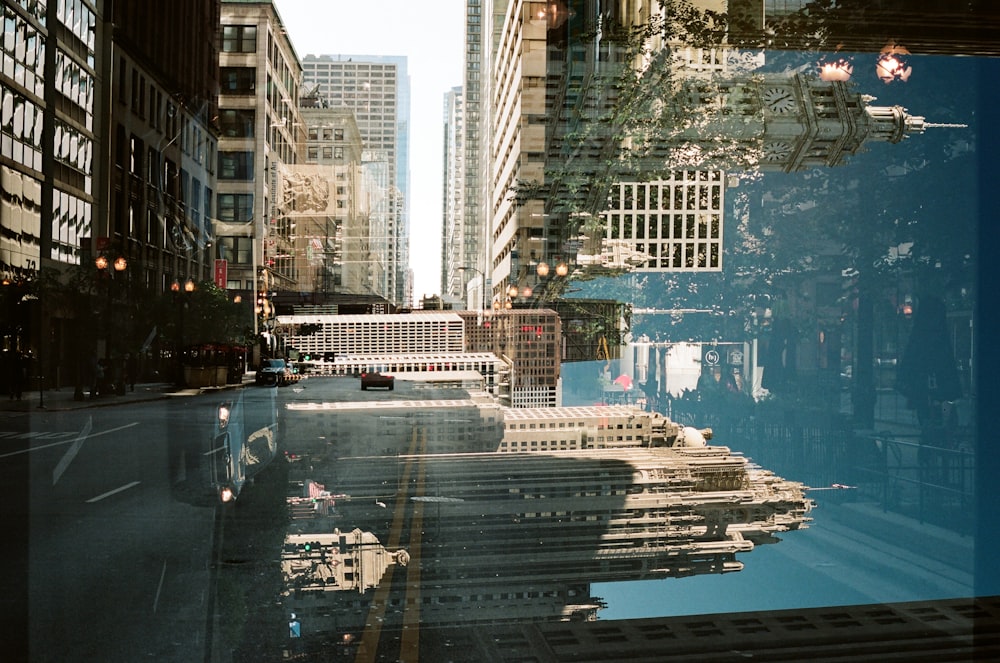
<box><xmin>447</xmin><ymin>0</ymin><xmax>489</xmax><ymax>310</ymax></box>
<box><xmin>301</xmin><ymin>54</ymin><xmax>411</xmax><ymax>307</ymax></box>
<box><xmin>441</xmin><ymin>86</ymin><xmax>466</xmax><ymax>300</ymax></box>
<box><xmin>281</xmin><ymin>431</ymin><xmax>812</xmax><ymax>633</ymax></box>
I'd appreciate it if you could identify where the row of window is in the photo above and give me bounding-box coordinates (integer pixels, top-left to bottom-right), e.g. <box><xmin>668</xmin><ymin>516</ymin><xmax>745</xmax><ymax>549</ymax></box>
<box><xmin>505</xmin><ymin>420</ymin><xmax>641</xmax><ymax>430</ymax></box>
<box><xmin>611</xmin><ymin>182</ymin><xmax>724</xmax><ymax>211</ymax></box>
<box><xmin>9</xmin><ymin>0</ymin><xmax>45</xmax><ymax>24</ymax></box>
<box><xmin>55</xmin><ymin>51</ymin><xmax>93</xmax><ymax>124</ymax></box>
<box><xmin>305</xmin><ymin>66</ymin><xmax>396</xmax><ymax>74</ymax></box>
<box><xmin>307</xmin><ymin>127</ymin><xmax>345</xmax><ymax>141</ymax></box>
<box><xmin>634</xmin><ymin>241</ymin><xmax>723</xmax><ymax>271</ymax></box>
<box><xmin>54</xmin><ymin>118</ymin><xmax>92</xmax><ymax>177</ymax></box>
<box><xmin>2</xmin><ymin>5</ymin><xmax>44</xmax><ymax>98</ymax></box>
<box><xmin>118</xmin><ymin>56</ymin><xmax>215</xmax><ymax>171</ymax></box>
<box><xmin>1</xmin><ymin>85</ymin><xmax>43</xmax><ymax>171</ymax></box>
<box><xmin>50</xmin><ymin>188</ymin><xmax>89</xmax><ymax>264</ymax></box>
<box><xmin>56</xmin><ymin>0</ymin><xmax>95</xmax><ymax>48</ymax></box>
<box><xmin>305</xmin><ymin>146</ymin><xmax>344</xmax><ymax>161</ymax></box>
<box><xmin>607</xmin><ymin>213</ymin><xmax>722</xmax><ymax>240</ymax></box>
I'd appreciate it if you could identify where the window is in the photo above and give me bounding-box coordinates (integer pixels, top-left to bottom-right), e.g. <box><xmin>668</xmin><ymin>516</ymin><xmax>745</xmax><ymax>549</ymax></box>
<box><xmin>218</xmin><ymin>110</ymin><xmax>255</xmax><ymax>138</ymax></box>
<box><xmin>18</xmin><ymin>7</ymin><xmax>999</xmax><ymax>663</ymax></box>
<box><xmin>220</xmin><ymin>67</ymin><xmax>256</xmax><ymax>95</ymax></box>
<box><xmin>222</xmin><ymin>25</ymin><xmax>257</xmax><ymax>53</ymax></box>
<box><xmin>217</xmin><ymin>193</ymin><xmax>253</xmax><ymax>222</ymax></box>
<box><xmin>217</xmin><ymin>236</ymin><xmax>255</xmax><ymax>264</ymax></box>
<box><xmin>218</xmin><ymin>151</ymin><xmax>254</xmax><ymax>180</ymax></box>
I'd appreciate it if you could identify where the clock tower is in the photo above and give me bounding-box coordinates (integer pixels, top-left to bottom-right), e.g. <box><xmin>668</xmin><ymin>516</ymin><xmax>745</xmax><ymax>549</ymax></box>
<box><xmin>751</xmin><ymin>72</ymin><xmax>954</xmax><ymax>173</ymax></box>
<box><xmin>664</xmin><ymin>71</ymin><xmax>958</xmax><ymax>173</ymax></box>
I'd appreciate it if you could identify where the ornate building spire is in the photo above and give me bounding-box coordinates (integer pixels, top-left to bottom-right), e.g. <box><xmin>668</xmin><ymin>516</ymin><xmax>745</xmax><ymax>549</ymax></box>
<box><xmin>862</xmin><ymin>101</ymin><xmax>968</xmax><ymax>144</ymax></box>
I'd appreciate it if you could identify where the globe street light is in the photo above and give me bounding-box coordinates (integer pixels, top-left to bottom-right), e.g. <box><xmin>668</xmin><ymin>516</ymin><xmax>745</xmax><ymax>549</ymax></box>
<box><xmin>171</xmin><ymin>278</ymin><xmax>197</xmax><ymax>387</ymax></box>
<box><xmin>95</xmin><ymin>254</ymin><xmax>128</xmax><ymax>394</ymax></box>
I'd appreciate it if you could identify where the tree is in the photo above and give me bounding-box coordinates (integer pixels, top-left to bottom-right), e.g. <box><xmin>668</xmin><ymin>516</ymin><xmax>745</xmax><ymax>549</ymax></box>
<box><xmin>155</xmin><ymin>281</ymin><xmax>253</xmax><ymax>350</ymax></box>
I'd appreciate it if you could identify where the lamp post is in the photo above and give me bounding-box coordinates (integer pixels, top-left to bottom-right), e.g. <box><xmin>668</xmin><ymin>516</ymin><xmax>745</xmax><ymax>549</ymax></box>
<box><xmin>171</xmin><ymin>278</ymin><xmax>196</xmax><ymax>387</ymax></box>
<box><xmin>96</xmin><ymin>254</ymin><xmax>128</xmax><ymax>394</ymax></box>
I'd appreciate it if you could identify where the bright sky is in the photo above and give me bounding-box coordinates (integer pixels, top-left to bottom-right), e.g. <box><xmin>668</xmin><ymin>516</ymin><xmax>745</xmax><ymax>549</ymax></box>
<box><xmin>274</xmin><ymin>0</ymin><xmax>467</xmax><ymax>301</ymax></box>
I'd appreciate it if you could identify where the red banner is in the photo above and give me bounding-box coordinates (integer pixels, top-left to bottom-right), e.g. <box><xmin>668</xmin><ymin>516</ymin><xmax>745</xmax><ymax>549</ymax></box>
<box><xmin>214</xmin><ymin>259</ymin><xmax>228</xmax><ymax>288</ymax></box>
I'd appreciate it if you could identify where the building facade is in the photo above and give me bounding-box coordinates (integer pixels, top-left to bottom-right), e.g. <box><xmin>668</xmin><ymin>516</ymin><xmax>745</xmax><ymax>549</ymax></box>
<box><xmin>441</xmin><ymin>85</ymin><xmax>466</xmax><ymax>301</ymax></box>
<box><xmin>290</xmin><ymin>102</ymin><xmax>378</xmax><ymax>297</ymax></box>
<box><xmin>2</xmin><ymin>0</ymin><xmax>80</xmax><ymax>366</ymax></box>
<box><xmin>288</xmin><ymin>440</ymin><xmax>811</xmax><ymax>631</ymax></box>
<box><xmin>278</xmin><ymin>312</ymin><xmax>466</xmax><ymax>357</ymax></box>
<box><xmin>217</xmin><ymin>0</ymin><xmax>304</xmax><ymax>340</ymax></box>
<box><xmin>301</xmin><ymin>54</ymin><xmax>410</xmax><ymax>307</ymax></box>
<box><xmin>602</xmin><ymin>172</ymin><xmax>727</xmax><ymax>273</ymax></box>
<box><xmin>1</xmin><ymin>0</ymin><xmax>225</xmax><ymax>387</ymax></box>
<box><xmin>493</xmin><ymin>307</ymin><xmax>561</xmax><ymax>407</ymax></box>
<box><xmin>460</xmin><ymin>0</ymin><xmax>488</xmax><ymax>311</ymax></box>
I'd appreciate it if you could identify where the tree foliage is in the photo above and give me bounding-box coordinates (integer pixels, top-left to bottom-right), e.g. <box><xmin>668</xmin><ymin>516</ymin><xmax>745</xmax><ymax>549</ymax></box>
<box><xmin>513</xmin><ymin>0</ymin><xmax>975</xmax><ymax>349</ymax></box>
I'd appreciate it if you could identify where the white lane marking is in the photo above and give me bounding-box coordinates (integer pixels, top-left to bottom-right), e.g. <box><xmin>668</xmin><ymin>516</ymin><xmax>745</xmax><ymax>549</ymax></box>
<box><xmin>152</xmin><ymin>561</ymin><xmax>167</xmax><ymax>613</ymax></box>
<box><xmin>85</xmin><ymin>480</ymin><xmax>141</xmax><ymax>503</ymax></box>
<box><xmin>0</xmin><ymin>422</ymin><xmax>140</xmax><ymax>459</ymax></box>
<box><xmin>52</xmin><ymin>416</ymin><xmax>92</xmax><ymax>485</ymax></box>
<box><xmin>0</xmin><ymin>431</ymin><xmax>77</xmax><ymax>440</ymax></box>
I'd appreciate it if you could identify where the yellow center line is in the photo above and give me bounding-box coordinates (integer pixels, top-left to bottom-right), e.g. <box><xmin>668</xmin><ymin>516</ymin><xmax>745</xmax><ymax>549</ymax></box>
<box><xmin>399</xmin><ymin>428</ymin><xmax>426</xmax><ymax>660</ymax></box>
<box><xmin>354</xmin><ymin>427</ymin><xmax>421</xmax><ymax>663</ymax></box>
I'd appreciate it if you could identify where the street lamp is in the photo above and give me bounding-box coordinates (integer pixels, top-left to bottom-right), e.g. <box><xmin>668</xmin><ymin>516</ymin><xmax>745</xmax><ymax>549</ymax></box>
<box><xmin>457</xmin><ymin>265</ymin><xmax>487</xmax><ymax>312</ymax></box>
<box><xmin>458</xmin><ymin>265</ymin><xmax>488</xmax><ymax>326</ymax></box>
<box><xmin>171</xmin><ymin>278</ymin><xmax>197</xmax><ymax>386</ymax></box>
<box><xmin>96</xmin><ymin>254</ymin><xmax>128</xmax><ymax>394</ymax></box>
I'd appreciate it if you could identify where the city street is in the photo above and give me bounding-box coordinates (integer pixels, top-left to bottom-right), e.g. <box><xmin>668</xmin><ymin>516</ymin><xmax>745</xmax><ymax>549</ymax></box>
<box><xmin>0</xmin><ymin>375</ymin><xmax>980</xmax><ymax>661</ymax></box>
<box><xmin>0</xmin><ymin>382</ymin><xmax>282</xmax><ymax>662</ymax></box>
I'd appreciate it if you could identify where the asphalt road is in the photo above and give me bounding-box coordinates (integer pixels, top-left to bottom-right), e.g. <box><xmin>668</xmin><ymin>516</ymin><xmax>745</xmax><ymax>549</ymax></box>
<box><xmin>0</xmin><ymin>375</ymin><xmax>978</xmax><ymax>662</ymax></box>
<box><xmin>0</xmin><ymin>386</ymin><xmax>283</xmax><ymax>662</ymax></box>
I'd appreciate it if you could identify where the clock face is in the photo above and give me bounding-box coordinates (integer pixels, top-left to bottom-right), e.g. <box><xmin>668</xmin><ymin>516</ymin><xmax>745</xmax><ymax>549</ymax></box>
<box><xmin>761</xmin><ymin>86</ymin><xmax>797</xmax><ymax>114</ymax></box>
<box><xmin>762</xmin><ymin>141</ymin><xmax>792</xmax><ymax>162</ymax></box>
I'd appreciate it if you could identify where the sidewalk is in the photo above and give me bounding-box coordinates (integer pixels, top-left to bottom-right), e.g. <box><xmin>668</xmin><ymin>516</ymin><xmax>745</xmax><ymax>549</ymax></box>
<box><xmin>0</xmin><ymin>374</ymin><xmax>253</xmax><ymax>413</ymax></box>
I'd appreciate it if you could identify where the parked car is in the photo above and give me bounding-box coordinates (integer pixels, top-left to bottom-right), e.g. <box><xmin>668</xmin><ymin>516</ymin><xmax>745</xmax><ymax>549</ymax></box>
<box><xmin>256</xmin><ymin>358</ymin><xmax>291</xmax><ymax>386</ymax></box>
<box><xmin>361</xmin><ymin>371</ymin><xmax>394</xmax><ymax>390</ymax></box>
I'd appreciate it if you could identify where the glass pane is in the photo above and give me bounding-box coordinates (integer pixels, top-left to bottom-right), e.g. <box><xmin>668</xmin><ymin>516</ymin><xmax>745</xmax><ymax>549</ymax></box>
<box><xmin>12</xmin><ymin>4</ymin><xmax>1000</xmax><ymax>663</ymax></box>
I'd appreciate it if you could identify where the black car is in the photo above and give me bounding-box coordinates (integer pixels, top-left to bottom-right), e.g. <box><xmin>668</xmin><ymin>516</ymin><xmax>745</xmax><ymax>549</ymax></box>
<box><xmin>255</xmin><ymin>358</ymin><xmax>290</xmax><ymax>386</ymax></box>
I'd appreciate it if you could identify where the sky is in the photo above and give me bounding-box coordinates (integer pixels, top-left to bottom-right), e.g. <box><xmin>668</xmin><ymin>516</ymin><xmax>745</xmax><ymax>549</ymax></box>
<box><xmin>273</xmin><ymin>0</ymin><xmax>467</xmax><ymax>300</ymax></box>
